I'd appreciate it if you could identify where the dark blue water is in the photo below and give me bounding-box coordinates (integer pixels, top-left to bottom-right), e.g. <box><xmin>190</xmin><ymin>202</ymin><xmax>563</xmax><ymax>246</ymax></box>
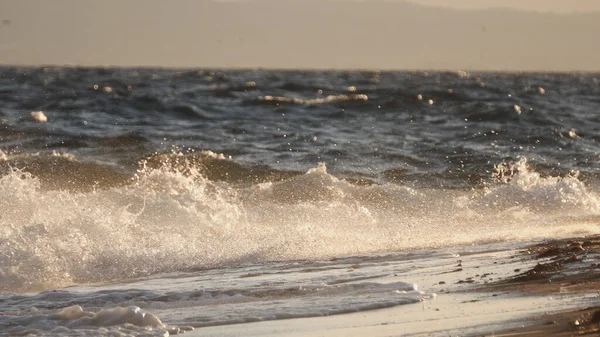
<box><xmin>1</xmin><ymin>67</ymin><xmax>599</xmax><ymax>190</ymax></box>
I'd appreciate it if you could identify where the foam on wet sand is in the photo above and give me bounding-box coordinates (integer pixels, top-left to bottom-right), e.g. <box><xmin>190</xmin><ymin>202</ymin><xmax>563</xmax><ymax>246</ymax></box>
<box><xmin>188</xmin><ymin>235</ymin><xmax>600</xmax><ymax>337</ymax></box>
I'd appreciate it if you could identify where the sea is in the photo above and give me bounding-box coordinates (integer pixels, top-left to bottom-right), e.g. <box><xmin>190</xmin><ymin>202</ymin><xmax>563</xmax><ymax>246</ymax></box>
<box><xmin>1</xmin><ymin>67</ymin><xmax>599</xmax><ymax>336</ymax></box>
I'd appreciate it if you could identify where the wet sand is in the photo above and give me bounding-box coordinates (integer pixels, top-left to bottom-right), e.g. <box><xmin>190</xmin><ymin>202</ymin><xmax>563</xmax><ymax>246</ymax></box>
<box><xmin>477</xmin><ymin>235</ymin><xmax>600</xmax><ymax>336</ymax></box>
<box><xmin>488</xmin><ymin>306</ymin><xmax>600</xmax><ymax>337</ymax></box>
<box><xmin>188</xmin><ymin>235</ymin><xmax>600</xmax><ymax>336</ymax></box>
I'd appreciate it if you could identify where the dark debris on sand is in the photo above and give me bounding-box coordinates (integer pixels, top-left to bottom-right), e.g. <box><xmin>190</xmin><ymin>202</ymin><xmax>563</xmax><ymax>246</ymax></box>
<box><xmin>488</xmin><ymin>235</ymin><xmax>600</xmax><ymax>293</ymax></box>
<box><xmin>477</xmin><ymin>235</ymin><xmax>600</xmax><ymax>336</ymax></box>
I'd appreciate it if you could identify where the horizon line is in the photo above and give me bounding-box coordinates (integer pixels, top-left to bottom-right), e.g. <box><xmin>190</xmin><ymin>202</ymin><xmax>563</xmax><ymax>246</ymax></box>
<box><xmin>1</xmin><ymin>63</ymin><xmax>599</xmax><ymax>74</ymax></box>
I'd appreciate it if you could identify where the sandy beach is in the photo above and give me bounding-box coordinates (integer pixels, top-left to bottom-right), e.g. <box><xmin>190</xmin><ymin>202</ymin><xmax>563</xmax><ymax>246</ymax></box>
<box><xmin>476</xmin><ymin>235</ymin><xmax>600</xmax><ymax>336</ymax></box>
<box><xmin>186</xmin><ymin>235</ymin><xmax>600</xmax><ymax>337</ymax></box>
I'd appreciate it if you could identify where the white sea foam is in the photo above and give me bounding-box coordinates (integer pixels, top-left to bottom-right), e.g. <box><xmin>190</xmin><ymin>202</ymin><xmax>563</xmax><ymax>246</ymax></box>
<box><xmin>258</xmin><ymin>93</ymin><xmax>368</xmax><ymax>105</ymax></box>
<box><xmin>0</xmin><ymin>158</ymin><xmax>599</xmax><ymax>292</ymax></box>
<box><xmin>0</xmin><ymin>305</ymin><xmax>187</xmax><ymax>336</ymax></box>
<box><xmin>0</xmin><ymin>264</ymin><xmax>427</xmax><ymax>335</ymax></box>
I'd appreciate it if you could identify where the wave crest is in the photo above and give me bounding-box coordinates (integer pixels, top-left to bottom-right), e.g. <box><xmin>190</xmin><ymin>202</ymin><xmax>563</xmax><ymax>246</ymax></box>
<box><xmin>482</xmin><ymin>158</ymin><xmax>599</xmax><ymax>213</ymax></box>
<box><xmin>1</xmin><ymin>159</ymin><xmax>599</xmax><ymax>292</ymax></box>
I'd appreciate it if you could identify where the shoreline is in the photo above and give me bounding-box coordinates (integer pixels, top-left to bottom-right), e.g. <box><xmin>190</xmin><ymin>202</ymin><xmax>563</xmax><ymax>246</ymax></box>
<box><xmin>475</xmin><ymin>235</ymin><xmax>600</xmax><ymax>336</ymax></box>
<box><xmin>185</xmin><ymin>234</ymin><xmax>600</xmax><ymax>336</ymax></box>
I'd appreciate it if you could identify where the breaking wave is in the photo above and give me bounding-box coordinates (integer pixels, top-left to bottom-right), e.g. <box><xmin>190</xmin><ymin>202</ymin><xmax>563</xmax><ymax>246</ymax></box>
<box><xmin>0</xmin><ymin>156</ymin><xmax>599</xmax><ymax>292</ymax></box>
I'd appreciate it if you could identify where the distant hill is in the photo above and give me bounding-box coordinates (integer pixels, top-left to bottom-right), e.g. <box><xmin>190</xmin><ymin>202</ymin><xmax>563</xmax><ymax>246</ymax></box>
<box><xmin>0</xmin><ymin>0</ymin><xmax>599</xmax><ymax>71</ymax></box>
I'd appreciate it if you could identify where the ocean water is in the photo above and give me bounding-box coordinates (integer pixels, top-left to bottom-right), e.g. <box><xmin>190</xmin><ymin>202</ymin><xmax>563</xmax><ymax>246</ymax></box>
<box><xmin>1</xmin><ymin>67</ymin><xmax>600</xmax><ymax>335</ymax></box>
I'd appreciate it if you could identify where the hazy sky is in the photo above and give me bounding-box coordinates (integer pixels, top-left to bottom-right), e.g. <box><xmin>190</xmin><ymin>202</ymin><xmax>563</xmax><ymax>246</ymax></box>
<box><xmin>407</xmin><ymin>0</ymin><xmax>600</xmax><ymax>13</ymax></box>
<box><xmin>1</xmin><ymin>0</ymin><xmax>599</xmax><ymax>71</ymax></box>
